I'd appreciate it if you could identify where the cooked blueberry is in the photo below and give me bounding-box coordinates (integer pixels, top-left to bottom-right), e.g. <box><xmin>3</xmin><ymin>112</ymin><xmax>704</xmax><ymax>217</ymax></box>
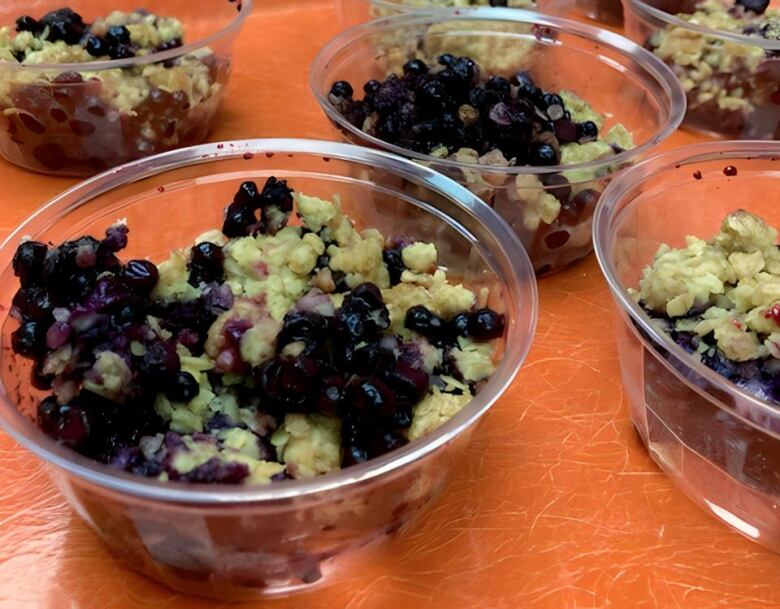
<box><xmin>363</xmin><ymin>79</ymin><xmax>381</xmax><ymax>95</ymax></box>
<box><xmin>330</xmin><ymin>81</ymin><xmax>353</xmax><ymax>99</ymax></box>
<box><xmin>121</xmin><ymin>260</ymin><xmax>159</xmax><ymax>294</ymax></box>
<box><xmin>448</xmin><ymin>312</ymin><xmax>471</xmax><ymax>339</ymax></box>
<box><xmin>12</xmin><ymin>287</ymin><xmax>52</xmax><ymax>321</ymax></box>
<box><xmin>468</xmin><ymin>308</ymin><xmax>505</xmax><ymax>341</ymax></box>
<box><xmin>38</xmin><ymin>397</ymin><xmax>90</xmax><ymax>450</ymax></box>
<box><xmin>234</xmin><ymin>181</ymin><xmax>260</xmax><ymax>207</ymax></box>
<box><xmin>102</xmin><ymin>224</ymin><xmax>129</xmax><ymax>253</ymax></box>
<box><xmin>140</xmin><ymin>341</ymin><xmax>181</xmax><ymax>381</ymax></box>
<box><xmin>738</xmin><ymin>0</ymin><xmax>769</xmax><ymax>13</ymax></box>
<box><xmin>42</xmin><ymin>8</ymin><xmax>86</xmax><ymax>45</ymax></box>
<box><xmin>485</xmin><ymin>76</ymin><xmax>511</xmax><ymax>98</ymax></box>
<box><xmin>260</xmin><ymin>177</ymin><xmax>294</xmax><ymax>212</ymax></box>
<box><xmin>222</xmin><ymin>202</ymin><xmax>258</xmax><ymax>237</ymax></box>
<box><xmin>259</xmin><ymin>356</ymin><xmax>319</xmax><ymax>410</ymax></box>
<box><xmin>277</xmin><ymin>311</ymin><xmax>328</xmax><ymax>349</ymax></box>
<box><xmin>403</xmin><ymin>59</ymin><xmax>428</xmax><ymax>75</ymax></box>
<box><xmin>405</xmin><ymin>305</ymin><xmax>445</xmax><ymax>342</ymax></box>
<box><xmin>316</xmin><ymin>375</ymin><xmax>345</xmax><ymax>415</ymax></box>
<box><xmin>489</xmin><ymin>0</ymin><xmax>508</xmax><ymax>5</ymax></box>
<box><xmin>530</xmin><ymin>143</ymin><xmax>558</xmax><ymax>166</ymax></box>
<box><xmin>577</xmin><ymin>121</ymin><xmax>599</xmax><ymax>142</ymax></box>
<box><xmin>383</xmin><ymin>248</ymin><xmax>405</xmax><ymax>285</ymax></box>
<box><xmin>542</xmin><ymin>93</ymin><xmax>565</xmax><ymax>121</ymax></box>
<box><xmin>85</xmin><ymin>36</ymin><xmax>108</xmax><ymax>57</ymax></box>
<box><xmin>188</xmin><ymin>242</ymin><xmax>225</xmax><ymax>286</ymax></box>
<box><xmin>15</xmin><ymin>16</ymin><xmax>42</xmax><ymax>34</ymax></box>
<box><xmin>109</xmin><ymin>44</ymin><xmax>136</xmax><ymax>60</ymax></box>
<box><xmin>166</xmin><ymin>371</ymin><xmax>200</xmax><ymax>403</ymax></box>
<box><xmin>85</xmin><ymin>277</ymin><xmax>132</xmax><ymax>313</ymax></box>
<box><xmin>316</xmin><ymin>253</ymin><xmax>330</xmax><ymax>269</ymax></box>
<box><xmin>106</xmin><ymin>26</ymin><xmax>131</xmax><ymax>45</ymax></box>
<box><xmin>419</xmin><ymin>81</ymin><xmax>449</xmax><ymax>113</ymax></box>
<box><xmin>437</xmin><ymin>53</ymin><xmax>455</xmax><ymax>66</ymax></box>
<box><xmin>11</xmin><ymin>320</ymin><xmax>45</xmax><ymax>357</ymax></box>
<box><xmin>13</xmin><ymin>240</ymin><xmax>47</xmax><ymax>287</ymax></box>
<box><xmin>346</xmin><ymin>376</ymin><xmax>396</xmax><ymax>419</ymax></box>
<box><xmin>553</xmin><ymin>118</ymin><xmax>578</xmax><ymax>144</ymax></box>
<box><xmin>384</xmin><ymin>359</ymin><xmax>428</xmax><ymax>406</ymax></box>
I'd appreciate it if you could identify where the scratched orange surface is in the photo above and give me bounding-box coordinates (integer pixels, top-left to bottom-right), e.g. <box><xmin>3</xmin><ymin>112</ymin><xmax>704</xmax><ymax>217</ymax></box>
<box><xmin>2</xmin><ymin>1</ymin><xmax>779</xmax><ymax>608</ymax></box>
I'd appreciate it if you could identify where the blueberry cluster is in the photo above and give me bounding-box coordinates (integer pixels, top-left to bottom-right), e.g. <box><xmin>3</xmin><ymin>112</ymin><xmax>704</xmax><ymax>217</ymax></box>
<box><xmin>14</xmin><ymin>7</ymin><xmax>183</xmax><ymax>61</ymax></box>
<box><xmin>329</xmin><ymin>54</ymin><xmax>600</xmax><ymax>165</ymax></box>
<box><xmin>11</xmin><ymin>178</ymin><xmax>506</xmax><ymax>483</ymax></box>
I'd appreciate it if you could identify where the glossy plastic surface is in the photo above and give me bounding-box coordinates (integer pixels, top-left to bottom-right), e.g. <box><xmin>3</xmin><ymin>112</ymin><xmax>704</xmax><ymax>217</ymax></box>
<box><xmin>337</xmin><ymin>0</ymin><xmax>542</xmax><ymax>27</ymax></box>
<box><xmin>0</xmin><ymin>138</ymin><xmax>537</xmax><ymax>599</ymax></box>
<box><xmin>0</xmin><ymin>0</ymin><xmax>251</xmax><ymax>176</ymax></box>
<box><xmin>623</xmin><ymin>0</ymin><xmax>780</xmax><ymax>139</ymax></box>
<box><xmin>594</xmin><ymin>141</ymin><xmax>780</xmax><ymax>552</ymax></box>
<box><xmin>311</xmin><ymin>8</ymin><xmax>684</xmax><ymax>274</ymax></box>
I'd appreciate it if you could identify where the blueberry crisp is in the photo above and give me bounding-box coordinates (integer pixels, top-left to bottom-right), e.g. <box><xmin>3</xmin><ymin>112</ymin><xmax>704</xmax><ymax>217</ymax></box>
<box><xmin>646</xmin><ymin>0</ymin><xmax>780</xmax><ymax>138</ymax></box>
<box><xmin>635</xmin><ymin>210</ymin><xmax>780</xmax><ymax>404</ymax></box>
<box><xmin>0</xmin><ymin>7</ymin><xmax>228</xmax><ymax>174</ymax></box>
<box><xmin>328</xmin><ymin>54</ymin><xmax>634</xmax><ymax>273</ymax></box>
<box><xmin>10</xmin><ymin>178</ymin><xmax>505</xmax><ymax>485</ymax></box>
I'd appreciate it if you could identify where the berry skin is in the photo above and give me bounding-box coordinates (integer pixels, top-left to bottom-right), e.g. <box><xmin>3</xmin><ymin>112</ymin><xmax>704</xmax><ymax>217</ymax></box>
<box><xmin>38</xmin><ymin>397</ymin><xmax>91</xmax><ymax>450</ymax></box>
<box><xmin>188</xmin><ymin>242</ymin><xmax>225</xmax><ymax>286</ymax></box>
<box><xmin>448</xmin><ymin>312</ymin><xmax>471</xmax><ymax>340</ymax></box>
<box><xmin>330</xmin><ymin>81</ymin><xmax>353</xmax><ymax>99</ymax></box>
<box><xmin>166</xmin><ymin>371</ymin><xmax>200</xmax><ymax>403</ymax></box>
<box><xmin>121</xmin><ymin>260</ymin><xmax>159</xmax><ymax>294</ymax></box>
<box><xmin>15</xmin><ymin>16</ymin><xmax>43</xmax><ymax>35</ymax></box>
<box><xmin>233</xmin><ymin>181</ymin><xmax>260</xmax><ymax>207</ymax></box>
<box><xmin>13</xmin><ymin>240</ymin><xmax>47</xmax><ymax>287</ymax></box>
<box><xmin>383</xmin><ymin>248</ymin><xmax>405</xmax><ymax>285</ymax></box>
<box><xmin>405</xmin><ymin>305</ymin><xmax>446</xmax><ymax>342</ymax></box>
<box><xmin>467</xmin><ymin>308</ymin><xmax>505</xmax><ymax>341</ymax></box>
<box><xmin>738</xmin><ymin>0</ymin><xmax>769</xmax><ymax>13</ymax></box>
<box><xmin>530</xmin><ymin>143</ymin><xmax>558</xmax><ymax>166</ymax></box>
<box><xmin>403</xmin><ymin>59</ymin><xmax>428</xmax><ymax>75</ymax></box>
<box><xmin>106</xmin><ymin>26</ymin><xmax>131</xmax><ymax>45</ymax></box>
<box><xmin>346</xmin><ymin>376</ymin><xmax>397</xmax><ymax>420</ymax></box>
<box><xmin>85</xmin><ymin>36</ymin><xmax>108</xmax><ymax>57</ymax></box>
<box><xmin>12</xmin><ymin>320</ymin><xmax>45</xmax><ymax>357</ymax></box>
<box><xmin>577</xmin><ymin>121</ymin><xmax>599</xmax><ymax>143</ymax></box>
<box><xmin>222</xmin><ymin>202</ymin><xmax>258</xmax><ymax>237</ymax></box>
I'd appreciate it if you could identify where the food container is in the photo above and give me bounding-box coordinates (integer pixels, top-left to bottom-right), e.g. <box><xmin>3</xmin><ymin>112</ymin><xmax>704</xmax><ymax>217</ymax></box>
<box><xmin>594</xmin><ymin>140</ymin><xmax>780</xmax><ymax>552</ymax></box>
<box><xmin>0</xmin><ymin>138</ymin><xmax>538</xmax><ymax>599</ymax></box>
<box><xmin>310</xmin><ymin>9</ymin><xmax>685</xmax><ymax>274</ymax></box>
<box><xmin>623</xmin><ymin>0</ymin><xmax>780</xmax><ymax>139</ymax></box>
<box><xmin>0</xmin><ymin>0</ymin><xmax>251</xmax><ymax>176</ymax></box>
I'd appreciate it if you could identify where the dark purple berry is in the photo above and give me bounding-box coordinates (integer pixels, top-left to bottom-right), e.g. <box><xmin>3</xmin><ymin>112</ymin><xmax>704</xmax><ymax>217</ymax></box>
<box><xmin>405</xmin><ymin>305</ymin><xmax>445</xmax><ymax>342</ymax></box>
<box><xmin>121</xmin><ymin>260</ymin><xmax>159</xmax><ymax>294</ymax></box>
<box><xmin>261</xmin><ymin>177</ymin><xmax>294</xmax><ymax>213</ymax></box>
<box><xmin>468</xmin><ymin>308</ymin><xmax>505</xmax><ymax>341</ymax></box>
<box><xmin>330</xmin><ymin>81</ymin><xmax>353</xmax><ymax>99</ymax></box>
<box><xmin>188</xmin><ymin>242</ymin><xmax>225</xmax><ymax>286</ymax></box>
<box><xmin>16</xmin><ymin>16</ymin><xmax>43</xmax><ymax>34</ymax></box>
<box><xmin>576</xmin><ymin>121</ymin><xmax>599</xmax><ymax>143</ymax></box>
<box><xmin>41</xmin><ymin>8</ymin><xmax>86</xmax><ymax>45</ymax></box>
<box><xmin>419</xmin><ymin>81</ymin><xmax>449</xmax><ymax>113</ymax></box>
<box><xmin>737</xmin><ymin>0</ymin><xmax>769</xmax><ymax>13</ymax></box>
<box><xmin>384</xmin><ymin>360</ymin><xmax>428</xmax><ymax>406</ymax></box>
<box><xmin>448</xmin><ymin>312</ymin><xmax>471</xmax><ymax>339</ymax></box>
<box><xmin>403</xmin><ymin>59</ymin><xmax>428</xmax><ymax>75</ymax></box>
<box><xmin>530</xmin><ymin>142</ymin><xmax>558</xmax><ymax>166</ymax></box>
<box><xmin>140</xmin><ymin>341</ymin><xmax>181</xmax><ymax>382</ymax></box>
<box><xmin>485</xmin><ymin>76</ymin><xmax>511</xmax><ymax>98</ymax></box>
<box><xmin>347</xmin><ymin>376</ymin><xmax>397</xmax><ymax>419</ymax></box>
<box><xmin>166</xmin><ymin>371</ymin><xmax>200</xmax><ymax>403</ymax></box>
<box><xmin>12</xmin><ymin>287</ymin><xmax>52</xmax><ymax>321</ymax></box>
<box><xmin>542</xmin><ymin>93</ymin><xmax>565</xmax><ymax>121</ymax></box>
<box><xmin>259</xmin><ymin>356</ymin><xmax>319</xmax><ymax>410</ymax></box>
<box><xmin>11</xmin><ymin>320</ymin><xmax>45</xmax><ymax>357</ymax></box>
<box><xmin>85</xmin><ymin>36</ymin><xmax>108</xmax><ymax>57</ymax></box>
<box><xmin>109</xmin><ymin>44</ymin><xmax>136</xmax><ymax>60</ymax></box>
<box><xmin>363</xmin><ymin>79</ymin><xmax>381</xmax><ymax>95</ymax></box>
<box><xmin>38</xmin><ymin>397</ymin><xmax>91</xmax><ymax>450</ymax></box>
<box><xmin>106</xmin><ymin>26</ymin><xmax>131</xmax><ymax>45</ymax></box>
<box><xmin>13</xmin><ymin>240</ymin><xmax>47</xmax><ymax>287</ymax></box>
<box><xmin>553</xmin><ymin>118</ymin><xmax>578</xmax><ymax>144</ymax></box>
<box><xmin>222</xmin><ymin>202</ymin><xmax>258</xmax><ymax>237</ymax></box>
<box><xmin>316</xmin><ymin>375</ymin><xmax>345</xmax><ymax>416</ymax></box>
<box><xmin>490</xmin><ymin>0</ymin><xmax>508</xmax><ymax>5</ymax></box>
<box><xmin>383</xmin><ymin>248</ymin><xmax>405</xmax><ymax>285</ymax></box>
<box><xmin>234</xmin><ymin>180</ymin><xmax>260</xmax><ymax>207</ymax></box>
<box><xmin>438</xmin><ymin>53</ymin><xmax>455</xmax><ymax>66</ymax></box>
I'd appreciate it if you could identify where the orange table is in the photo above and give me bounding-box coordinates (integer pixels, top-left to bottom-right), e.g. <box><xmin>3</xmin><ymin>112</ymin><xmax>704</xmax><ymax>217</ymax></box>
<box><xmin>1</xmin><ymin>2</ymin><xmax>778</xmax><ymax>608</ymax></box>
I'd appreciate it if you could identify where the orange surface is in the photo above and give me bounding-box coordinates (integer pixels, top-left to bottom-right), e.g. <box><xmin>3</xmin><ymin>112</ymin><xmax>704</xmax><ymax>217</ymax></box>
<box><xmin>1</xmin><ymin>2</ymin><xmax>779</xmax><ymax>608</ymax></box>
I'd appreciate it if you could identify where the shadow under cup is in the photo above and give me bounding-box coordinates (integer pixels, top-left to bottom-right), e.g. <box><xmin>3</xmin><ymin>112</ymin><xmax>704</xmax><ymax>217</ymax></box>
<box><xmin>311</xmin><ymin>11</ymin><xmax>683</xmax><ymax>274</ymax></box>
<box><xmin>596</xmin><ymin>143</ymin><xmax>780</xmax><ymax>551</ymax></box>
<box><xmin>0</xmin><ymin>140</ymin><xmax>536</xmax><ymax>599</ymax></box>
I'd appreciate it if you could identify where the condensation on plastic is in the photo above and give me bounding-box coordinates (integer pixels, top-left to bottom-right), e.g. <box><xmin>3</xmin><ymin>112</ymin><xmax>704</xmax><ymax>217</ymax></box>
<box><xmin>594</xmin><ymin>140</ymin><xmax>780</xmax><ymax>552</ymax></box>
<box><xmin>0</xmin><ymin>138</ymin><xmax>538</xmax><ymax>599</ymax></box>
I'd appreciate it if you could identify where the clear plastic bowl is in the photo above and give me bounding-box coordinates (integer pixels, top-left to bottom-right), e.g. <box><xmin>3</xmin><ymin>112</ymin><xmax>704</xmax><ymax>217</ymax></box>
<box><xmin>624</xmin><ymin>0</ymin><xmax>780</xmax><ymax>139</ymax></box>
<box><xmin>556</xmin><ymin>0</ymin><xmax>624</xmax><ymax>25</ymax></box>
<box><xmin>594</xmin><ymin>140</ymin><xmax>780</xmax><ymax>552</ymax></box>
<box><xmin>0</xmin><ymin>0</ymin><xmax>251</xmax><ymax>176</ymax></box>
<box><xmin>310</xmin><ymin>9</ymin><xmax>685</xmax><ymax>275</ymax></box>
<box><xmin>0</xmin><ymin>138</ymin><xmax>538</xmax><ymax>599</ymax></box>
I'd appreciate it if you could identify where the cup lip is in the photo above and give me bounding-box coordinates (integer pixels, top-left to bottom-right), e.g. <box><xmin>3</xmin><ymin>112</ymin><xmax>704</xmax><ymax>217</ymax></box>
<box><xmin>593</xmin><ymin>139</ymin><xmax>780</xmax><ymax>430</ymax></box>
<box><xmin>625</xmin><ymin>0</ymin><xmax>780</xmax><ymax>50</ymax></box>
<box><xmin>0</xmin><ymin>137</ymin><xmax>538</xmax><ymax>504</ymax></box>
<box><xmin>310</xmin><ymin>7</ymin><xmax>686</xmax><ymax>177</ymax></box>
<box><xmin>0</xmin><ymin>0</ymin><xmax>253</xmax><ymax>72</ymax></box>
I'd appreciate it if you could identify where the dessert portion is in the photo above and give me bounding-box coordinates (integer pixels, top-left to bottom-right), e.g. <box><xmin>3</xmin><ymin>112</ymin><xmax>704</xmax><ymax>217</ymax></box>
<box><xmin>646</xmin><ymin>0</ymin><xmax>780</xmax><ymax>138</ymax></box>
<box><xmin>10</xmin><ymin>178</ymin><xmax>505</xmax><ymax>485</ymax></box>
<box><xmin>328</xmin><ymin>53</ymin><xmax>634</xmax><ymax>273</ymax></box>
<box><xmin>635</xmin><ymin>210</ymin><xmax>780</xmax><ymax>405</ymax></box>
<box><xmin>0</xmin><ymin>7</ymin><xmax>229</xmax><ymax>174</ymax></box>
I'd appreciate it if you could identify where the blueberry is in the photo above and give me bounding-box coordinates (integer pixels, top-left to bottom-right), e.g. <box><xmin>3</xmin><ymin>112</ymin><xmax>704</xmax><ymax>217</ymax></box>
<box><xmin>121</xmin><ymin>260</ymin><xmax>159</xmax><ymax>294</ymax></box>
<box><xmin>468</xmin><ymin>308</ymin><xmax>505</xmax><ymax>341</ymax></box>
<box><xmin>403</xmin><ymin>59</ymin><xmax>428</xmax><ymax>75</ymax></box>
<box><xmin>383</xmin><ymin>248</ymin><xmax>405</xmax><ymax>285</ymax></box>
<box><xmin>85</xmin><ymin>276</ymin><xmax>132</xmax><ymax>313</ymax></box>
<box><xmin>140</xmin><ymin>341</ymin><xmax>181</xmax><ymax>382</ymax></box>
<box><xmin>384</xmin><ymin>360</ymin><xmax>429</xmax><ymax>406</ymax></box>
<box><xmin>15</xmin><ymin>16</ymin><xmax>43</xmax><ymax>35</ymax></box>
<box><xmin>405</xmin><ymin>305</ymin><xmax>445</xmax><ymax>342</ymax></box>
<box><xmin>12</xmin><ymin>287</ymin><xmax>52</xmax><ymax>321</ymax></box>
<box><xmin>276</xmin><ymin>311</ymin><xmax>329</xmax><ymax>349</ymax></box>
<box><xmin>11</xmin><ymin>320</ymin><xmax>45</xmax><ymax>357</ymax></box>
<box><xmin>738</xmin><ymin>0</ymin><xmax>770</xmax><ymax>13</ymax></box>
<box><xmin>448</xmin><ymin>312</ymin><xmax>471</xmax><ymax>340</ymax></box>
<box><xmin>102</xmin><ymin>224</ymin><xmax>129</xmax><ymax>253</ymax></box>
<box><xmin>188</xmin><ymin>242</ymin><xmax>225</xmax><ymax>286</ymax></box>
<box><xmin>233</xmin><ymin>180</ymin><xmax>260</xmax><ymax>207</ymax></box>
<box><xmin>106</xmin><ymin>26</ymin><xmax>131</xmax><ymax>45</ymax></box>
<box><xmin>576</xmin><ymin>120</ymin><xmax>599</xmax><ymax>143</ymax></box>
<box><xmin>259</xmin><ymin>356</ymin><xmax>319</xmax><ymax>410</ymax></box>
<box><xmin>260</xmin><ymin>177</ymin><xmax>294</xmax><ymax>213</ymax></box>
<box><xmin>41</xmin><ymin>8</ymin><xmax>86</xmax><ymax>45</ymax></box>
<box><xmin>542</xmin><ymin>93</ymin><xmax>565</xmax><ymax>121</ymax></box>
<box><xmin>363</xmin><ymin>79</ymin><xmax>382</xmax><ymax>95</ymax></box>
<box><xmin>109</xmin><ymin>44</ymin><xmax>136</xmax><ymax>60</ymax></box>
<box><xmin>490</xmin><ymin>0</ymin><xmax>508</xmax><ymax>5</ymax></box>
<box><xmin>316</xmin><ymin>375</ymin><xmax>345</xmax><ymax>416</ymax></box>
<box><xmin>419</xmin><ymin>81</ymin><xmax>449</xmax><ymax>113</ymax></box>
<box><xmin>346</xmin><ymin>376</ymin><xmax>397</xmax><ymax>419</ymax></box>
<box><xmin>316</xmin><ymin>253</ymin><xmax>330</xmax><ymax>269</ymax></box>
<box><xmin>166</xmin><ymin>371</ymin><xmax>200</xmax><ymax>403</ymax></box>
<box><xmin>485</xmin><ymin>76</ymin><xmax>511</xmax><ymax>98</ymax></box>
<box><xmin>554</xmin><ymin>118</ymin><xmax>578</xmax><ymax>144</ymax></box>
<box><xmin>329</xmin><ymin>81</ymin><xmax>353</xmax><ymax>99</ymax></box>
<box><xmin>13</xmin><ymin>240</ymin><xmax>47</xmax><ymax>287</ymax></box>
<box><xmin>530</xmin><ymin>142</ymin><xmax>558</xmax><ymax>166</ymax></box>
<box><xmin>437</xmin><ymin>53</ymin><xmax>455</xmax><ymax>67</ymax></box>
<box><xmin>85</xmin><ymin>36</ymin><xmax>108</xmax><ymax>57</ymax></box>
<box><xmin>38</xmin><ymin>397</ymin><xmax>91</xmax><ymax>450</ymax></box>
<box><xmin>222</xmin><ymin>202</ymin><xmax>258</xmax><ymax>237</ymax></box>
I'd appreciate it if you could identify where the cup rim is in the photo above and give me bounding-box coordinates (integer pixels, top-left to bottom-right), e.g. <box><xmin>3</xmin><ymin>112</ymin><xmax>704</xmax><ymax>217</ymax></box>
<box><xmin>0</xmin><ymin>137</ymin><xmax>538</xmax><ymax>504</ymax></box>
<box><xmin>310</xmin><ymin>7</ymin><xmax>686</xmax><ymax>177</ymax></box>
<box><xmin>593</xmin><ymin>139</ymin><xmax>780</xmax><ymax>432</ymax></box>
<box><xmin>625</xmin><ymin>0</ymin><xmax>780</xmax><ymax>50</ymax></box>
<box><xmin>0</xmin><ymin>0</ymin><xmax>254</xmax><ymax>72</ymax></box>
